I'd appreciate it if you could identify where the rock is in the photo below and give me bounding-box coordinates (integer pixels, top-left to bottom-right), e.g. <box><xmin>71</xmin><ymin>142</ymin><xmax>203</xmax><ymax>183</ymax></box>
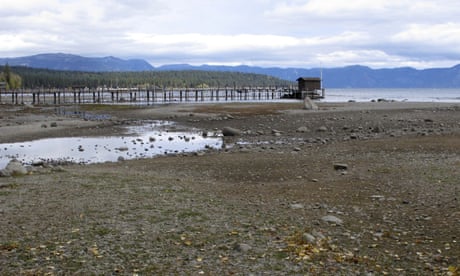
<box><xmin>234</xmin><ymin>243</ymin><xmax>252</xmax><ymax>252</ymax></box>
<box><xmin>333</xmin><ymin>163</ymin><xmax>349</xmax><ymax>171</ymax></box>
<box><xmin>317</xmin><ymin>126</ymin><xmax>328</xmax><ymax>132</ymax></box>
<box><xmin>296</xmin><ymin>126</ymin><xmax>310</xmax><ymax>133</ymax></box>
<box><xmin>290</xmin><ymin>203</ymin><xmax>304</xmax><ymax>209</ymax></box>
<box><xmin>31</xmin><ymin>160</ymin><xmax>45</xmax><ymax>167</ymax></box>
<box><xmin>41</xmin><ymin>124</ymin><xmax>48</xmax><ymax>128</ymax></box>
<box><xmin>222</xmin><ymin>127</ymin><xmax>242</xmax><ymax>136</ymax></box>
<box><xmin>303</xmin><ymin>97</ymin><xmax>319</xmax><ymax>110</ymax></box>
<box><xmin>321</xmin><ymin>215</ymin><xmax>343</xmax><ymax>225</ymax></box>
<box><xmin>1</xmin><ymin>160</ymin><xmax>28</xmax><ymax>177</ymax></box>
<box><xmin>116</xmin><ymin>146</ymin><xmax>129</xmax><ymax>152</ymax></box>
<box><xmin>370</xmin><ymin>195</ymin><xmax>385</xmax><ymax>201</ymax></box>
<box><xmin>302</xmin><ymin>233</ymin><xmax>317</xmax><ymax>244</ymax></box>
<box><xmin>117</xmin><ymin>156</ymin><xmax>125</xmax><ymax>161</ymax></box>
<box><xmin>372</xmin><ymin>124</ymin><xmax>385</xmax><ymax>133</ymax></box>
<box><xmin>50</xmin><ymin>122</ymin><xmax>58</xmax><ymax>127</ymax></box>
<box><xmin>311</xmin><ymin>229</ymin><xmax>326</xmax><ymax>240</ymax></box>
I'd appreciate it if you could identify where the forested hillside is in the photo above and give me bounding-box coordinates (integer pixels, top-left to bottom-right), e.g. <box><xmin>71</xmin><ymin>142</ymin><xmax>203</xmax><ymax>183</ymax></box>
<box><xmin>3</xmin><ymin>66</ymin><xmax>293</xmax><ymax>89</ymax></box>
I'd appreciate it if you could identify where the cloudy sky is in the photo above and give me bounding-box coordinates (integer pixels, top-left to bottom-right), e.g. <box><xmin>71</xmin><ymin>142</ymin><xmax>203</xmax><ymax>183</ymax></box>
<box><xmin>1</xmin><ymin>0</ymin><xmax>460</xmax><ymax>69</ymax></box>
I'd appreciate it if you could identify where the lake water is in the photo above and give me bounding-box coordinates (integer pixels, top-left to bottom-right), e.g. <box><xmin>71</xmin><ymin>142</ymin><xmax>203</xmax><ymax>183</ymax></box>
<box><xmin>0</xmin><ymin>122</ymin><xmax>223</xmax><ymax>169</ymax></box>
<box><xmin>322</xmin><ymin>88</ymin><xmax>460</xmax><ymax>102</ymax></box>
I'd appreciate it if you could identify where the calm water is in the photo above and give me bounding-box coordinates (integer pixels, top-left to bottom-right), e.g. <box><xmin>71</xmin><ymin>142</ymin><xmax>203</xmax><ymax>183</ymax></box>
<box><xmin>0</xmin><ymin>122</ymin><xmax>222</xmax><ymax>169</ymax></box>
<box><xmin>322</xmin><ymin>88</ymin><xmax>460</xmax><ymax>102</ymax></box>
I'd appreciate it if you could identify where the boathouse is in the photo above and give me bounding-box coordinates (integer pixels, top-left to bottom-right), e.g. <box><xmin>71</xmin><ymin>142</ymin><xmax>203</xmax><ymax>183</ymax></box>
<box><xmin>296</xmin><ymin>77</ymin><xmax>325</xmax><ymax>99</ymax></box>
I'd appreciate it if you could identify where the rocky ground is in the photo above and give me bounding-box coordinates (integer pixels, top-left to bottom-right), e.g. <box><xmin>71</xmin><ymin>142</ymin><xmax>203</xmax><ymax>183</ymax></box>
<box><xmin>0</xmin><ymin>101</ymin><xmax>459</xmax><ymax>275</ymax></box>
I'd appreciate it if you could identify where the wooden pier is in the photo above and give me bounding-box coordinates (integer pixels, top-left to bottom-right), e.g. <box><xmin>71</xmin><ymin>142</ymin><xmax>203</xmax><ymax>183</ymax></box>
<box><xmin>0</xmin><ymin>86</ymin><xmax>301</xmax><ymax>105</ymax></box>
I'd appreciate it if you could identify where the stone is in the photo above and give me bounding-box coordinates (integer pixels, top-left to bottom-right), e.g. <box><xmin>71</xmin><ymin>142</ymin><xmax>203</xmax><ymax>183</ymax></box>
<box><xmin>234</xmin><ymin>243</ymin><xmax>252</xmax><ymax>252</ymax></box>
<box><xmin>312</xmin><ymin>229</ymin><xmax>326</xmax><ymax>240</ymax></box>
<box><xmin>222</xmin><ymin>127</ymin><xmax>242</xmax><ymax>136</ymax></box>
<box><xmin>290</xmin><ymin>203</ymin><xmax>304</xmax><ymax>209</ymax></box>
<box><xmin>372</xmin><ymin>124</ymin><xmax>385</xmax><ymax>133</ymax></box>
<box><xmin>1</xmin><ymin>160</ymin><xmax>28</xmax><ymax>177</ymax></box>
<box><xmin>321</xmin><ymin>215</ymin><xmax>343</xmax><ymax>225</ymax></box>
<box><xmin>317</xmin><ymin>126</ymin><xmax>328</xmax><ymax>132</ymax></box>
<box><xmin>303</xmin><ymin>97</ymin><xmax>319</xmax><ymax>110</ymax></box>
<box><xmin>333</xmin><ymin>163</ymin><xmax>349</xmax><ymax>171</ymax></box>
<box><xmin>302</xmin><ymin>233</ymin><xmax>317</xmax><ymax>244</ymax></box>
<box><xmin>50</xmin><ymin>122</ymin><xmax>58</xmax><ymax>127</ymax></box>
<box><xmin>296</xmin><ymin>126</ymin><xmax>310</xmax><ymax>133</ymax></box>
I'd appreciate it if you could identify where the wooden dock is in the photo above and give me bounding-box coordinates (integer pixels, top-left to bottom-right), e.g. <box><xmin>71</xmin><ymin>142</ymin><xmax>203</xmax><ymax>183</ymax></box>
<box><xmin>0</xmin><ymin>86</ymin><xmax>302</xmax><ymax>105</ymax></box>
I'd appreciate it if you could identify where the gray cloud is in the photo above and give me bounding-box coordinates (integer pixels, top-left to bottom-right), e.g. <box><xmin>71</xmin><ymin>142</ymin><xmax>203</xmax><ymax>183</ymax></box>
<box><xmin>1</xmin><ymin>0</ymin><xmax>460</xmax><ymax>68</ymax></box>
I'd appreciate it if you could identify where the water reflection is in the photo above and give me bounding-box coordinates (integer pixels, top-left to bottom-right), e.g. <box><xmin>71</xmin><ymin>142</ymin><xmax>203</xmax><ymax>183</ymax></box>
<box><xmin>0</xmin><ymin>121</ymin><xmax>222</xmax><ymax>169</ymax></box>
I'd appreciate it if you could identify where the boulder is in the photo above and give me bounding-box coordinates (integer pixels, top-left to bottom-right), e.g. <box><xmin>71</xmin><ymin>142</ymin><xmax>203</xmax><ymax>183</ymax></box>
<box><xmin>222</xmin><ymin>127</ymin><xmax>242</xmax><ymax>136</ymax></box>
<box><xmin>303</xmin><ymin>97</ymin><xmax>319</xmax><ymax>110</ymax></box>
<box><xmin>1</xmin><ymin>160</ymin><xmax>28</xmax><ymax>177</ymax></box>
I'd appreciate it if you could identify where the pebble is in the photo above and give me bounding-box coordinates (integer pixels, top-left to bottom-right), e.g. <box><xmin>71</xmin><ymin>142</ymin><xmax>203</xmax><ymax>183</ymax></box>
<box><xmin>302</xmin><ymin>233</ymin><xmax>317</xmax><ymax>244</ymax></box>
<box><xmin>290</xmin><ymin>203</ymin><xmax>304</xmax><ymax>209</ymax></box>
<box><xmin>321</xmin><ymin>215</ymin><xmax>343</xmax><ymax>225</ymax></box>
<box><xmin>234</xmin><ymin>243</ymin><xmax>252</xmax><ymax>253</ymax></box>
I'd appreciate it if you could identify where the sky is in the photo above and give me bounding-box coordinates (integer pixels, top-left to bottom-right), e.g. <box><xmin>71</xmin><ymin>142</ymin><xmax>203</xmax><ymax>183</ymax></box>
<box><xmin>1</xmin><ymin>0</ymin><xmax>460</xmax><ymax>69</ymax></box>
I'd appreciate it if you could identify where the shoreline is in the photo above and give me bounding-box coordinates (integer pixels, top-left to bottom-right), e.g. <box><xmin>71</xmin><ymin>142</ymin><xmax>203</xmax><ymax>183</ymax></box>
<box><xmin>1</xmin><ymin>101</ymin><xmax>459</xmax><ymax>144</ymax></box>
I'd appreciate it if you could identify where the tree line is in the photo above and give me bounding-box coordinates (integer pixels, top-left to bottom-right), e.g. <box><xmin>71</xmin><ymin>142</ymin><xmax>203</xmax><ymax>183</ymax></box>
<box><xmin>1</xmin><ymin>66</ymin><xmax>294</xmax><ymax>89</ymax></box>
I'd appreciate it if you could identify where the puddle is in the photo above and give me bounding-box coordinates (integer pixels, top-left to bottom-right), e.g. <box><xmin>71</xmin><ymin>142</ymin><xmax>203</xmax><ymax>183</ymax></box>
<box><xmin>0</xmin><ymin>121</ymin><xmax>222</xmax><ymax>169</ymax></box>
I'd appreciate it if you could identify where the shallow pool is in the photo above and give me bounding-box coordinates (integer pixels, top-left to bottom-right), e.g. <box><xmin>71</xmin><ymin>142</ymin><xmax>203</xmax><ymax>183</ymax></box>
<box><xmin>0</xmin><ymin>121</ymin><xmax>222</xmax><ymax>169</ymax></box>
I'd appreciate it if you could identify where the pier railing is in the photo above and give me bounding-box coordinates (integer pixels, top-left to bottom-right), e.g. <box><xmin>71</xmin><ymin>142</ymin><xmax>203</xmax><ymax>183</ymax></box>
<box><xmin>0</xmin><ymin>86</ymin><xmax>298</xmax><ymax>105</ymax></box>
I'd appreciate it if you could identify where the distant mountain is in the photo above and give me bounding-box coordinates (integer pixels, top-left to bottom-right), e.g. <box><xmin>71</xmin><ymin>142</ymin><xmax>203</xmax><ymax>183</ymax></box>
<box><xmin>0</xmin><ymin>53</ymin><xmax>154</xmax><ymax>72</ymax></box>
<box><xmin>156</xmin><ymin>64</ymin><xmax>460</xmax><ymax>88</ymax></box>
<box><xmin>2</xmin><ymin>53</ymin><xmax>460</xmax><ymax>87</ymax></box>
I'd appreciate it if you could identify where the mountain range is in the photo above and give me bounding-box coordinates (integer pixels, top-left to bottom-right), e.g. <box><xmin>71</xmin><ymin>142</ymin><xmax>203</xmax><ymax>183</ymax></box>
<box><xmin>0</xmin><ymin>53</ymin><xmax>153</xmax><ymax>72</ymax></box>
<box><xmin>2</xmin><ymin>53</ymin><xmax>460</xmax><ymax>88</ymax></box>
